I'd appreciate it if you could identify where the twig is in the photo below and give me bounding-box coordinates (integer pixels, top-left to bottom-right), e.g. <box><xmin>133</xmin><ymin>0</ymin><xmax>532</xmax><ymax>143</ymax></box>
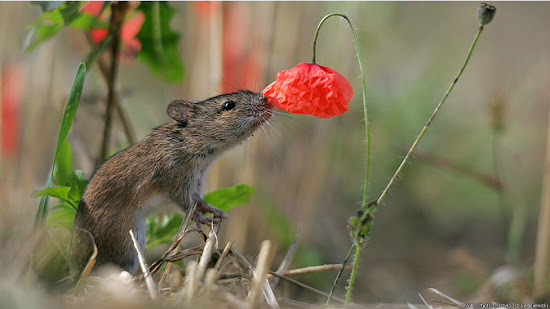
<box><xmin>213</xmin><ymin>239</ymin><xmax>235</xmax><ymax>271</ymax></box>
<box><xmin>98</xmin><ymin>2</ymin><xmax>128</xmax><ymax>165</ymax></box>
<box><xmin>164</xmin><ymin>246</ymin><xmax>203</xmax><ymax>262</ymax></box>
<box><xmin>231</xmin><ymin>247</ymin><xmax>279</xmax><ymax>308</ymax></box>
<box><xmin>129</xmin><ymin>229</ymin><xmax>158</xmax><ymax>300</ymax></box>
<box><xmin>326</xmin><ymin>242</ymin><xmax>354</xmax><ymax>305</ymax></box>
<box><xmin>270</xmin><ymin>234</ymin><xmax>299</xmax><ymax>288</ymax></box>
<box><xmin>248</xmin><ymin>240</ymin><xmax>278</xmax><ymax>308</ymax></box>
<box><xmin>196</xmin><ymin>223</ymin><xmax>220</xmax><ymax>281</ymax></box>
<box><xmin>423</xmin><ymin>288</ymin><xmax>466</xmax><ymax>308</ymax></box>
<box><xmin>180</xmin><ymin>261</ymin><xmax>199</xmax><ymax>304</ymax></box>
<box><xmin>269</xmin><ymin>271</ymin><xmax>346</xmax><ymax>304</ymax></box>
<box><xmin>155</xmin><ymin>202</ymin><xmax>197</xmax><ymax>286</ymax></box>
<box><xmin>270</xmin><ymin>264</ymin><xmax>351</xmax><ymax>277</ymax></box>
<box><xmin>73</xmin><ymin>228</ymin><xmax>97</xmax><ymax>295</ymax></box>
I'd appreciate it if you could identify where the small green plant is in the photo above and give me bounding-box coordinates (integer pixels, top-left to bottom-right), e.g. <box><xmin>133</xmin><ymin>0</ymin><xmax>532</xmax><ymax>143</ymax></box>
<box><xmin>146</xmin><ymin>184</ymin><xmax>255</xmax><ymax>250</ymax></box>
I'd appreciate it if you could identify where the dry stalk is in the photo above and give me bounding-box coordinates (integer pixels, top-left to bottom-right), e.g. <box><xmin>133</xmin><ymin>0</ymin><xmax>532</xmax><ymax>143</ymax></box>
<box><xmin>270</xmin><ymin>234</ymin><xmax>299</xmax><ymax>288</ymax></box>
<box><xmin>269</xmin><ymin>264</ymin><xmax>350</xmax><ymax>278</ymax></box>
<box><xmin>268</xmin><ymin>271</ymin><xmax>349</xmax><ymax>305</ymax></box>
<box><xmin>73</xmin><ymin>228</ymin><xmax>97</xmax><ymax>295</ymax></box>
<box><xmin>156</xmin><ymin>202</ymin><xmax>197</xmax><ymax>286</ymax></box>
<box><xmin>196</xmin><ymin>223</ymin><xmax>220</xmax><ymax>281</ymax></box>
<box><xmin>164</xmin><ymin>246</ymin><xmax>203</xmax><ymax>262</ymax></box>
<box><xmin>231</xmin><ymin>246</ymin><xmax>279</xmax><ymax>308</ymax></box>
<box><xmin>214</xmin><ymin>239</ymin><xmax>235</xmax><ymax>271</ymax></box>
<box><xmin>247</xmin><ymin>240</ymin><xmax>278</xmax><ymax>309</ymax></box>
<box><xmin>129</xmin><ymin>229</ymin><xmax>158</xmax><ymax>300</ymax></box>
<box><xmin>179</xmin><ymin>261</ymin><xmax>199</xmax><ymax>305</ymax></box>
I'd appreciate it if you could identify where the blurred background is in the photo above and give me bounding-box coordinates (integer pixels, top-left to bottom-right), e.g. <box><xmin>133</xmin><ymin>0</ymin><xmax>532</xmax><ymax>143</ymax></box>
<box><xmin>1</xmin><ymin>1</ymin><xmax>549</xmax><ymax>305</ymax></box>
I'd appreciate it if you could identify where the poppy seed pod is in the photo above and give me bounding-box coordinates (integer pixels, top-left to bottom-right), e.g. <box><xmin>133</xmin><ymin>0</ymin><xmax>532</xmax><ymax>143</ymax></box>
<box><xmin>262</xmin><ymin>62</ymin><xmax>353</xmax><ymax>119</ymax></box>
<box><xmin>477</xmin><ymin>3</ymin><xmax>496</xmax><ymax>26</ymax></box>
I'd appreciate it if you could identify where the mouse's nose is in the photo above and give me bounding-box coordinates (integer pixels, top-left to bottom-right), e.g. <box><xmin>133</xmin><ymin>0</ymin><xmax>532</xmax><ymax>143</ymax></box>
<box><xmin>260</xmin><ymin>94</ymin><xmax>272</xmax><ymax>108</ymax></box>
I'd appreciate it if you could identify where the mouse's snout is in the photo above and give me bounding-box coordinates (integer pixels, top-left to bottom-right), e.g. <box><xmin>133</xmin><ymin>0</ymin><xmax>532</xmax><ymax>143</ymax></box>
<box><xmin>258</xmin><ymin>94</ymin><xmax>273</xmax><ymax>122</ymax></box>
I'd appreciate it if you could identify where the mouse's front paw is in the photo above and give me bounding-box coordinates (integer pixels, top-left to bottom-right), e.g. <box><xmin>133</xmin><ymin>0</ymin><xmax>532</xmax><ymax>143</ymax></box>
<box><xmin>196</xmin><ymin>199</ymin><xmax>229</xmax><ymax>219</ymax></box>
<box><xmin>192</xmin><ymin>210</ymin><xmax>218</xmax><ymax>226</ymax></box>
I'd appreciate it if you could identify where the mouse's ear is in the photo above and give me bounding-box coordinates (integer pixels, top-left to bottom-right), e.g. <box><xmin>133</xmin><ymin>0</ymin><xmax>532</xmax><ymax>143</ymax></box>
<box><xmin>167</xmin><ymin>100</ymin><xmax>194</xmax><ymax>126</ymax></box>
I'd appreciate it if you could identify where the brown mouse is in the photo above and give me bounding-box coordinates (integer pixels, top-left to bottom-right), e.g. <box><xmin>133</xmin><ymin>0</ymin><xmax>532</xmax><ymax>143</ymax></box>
<box><xmin>71</xmin><ymin>90</ymin><xmax>272</xmax><ymax>276</ymax></box>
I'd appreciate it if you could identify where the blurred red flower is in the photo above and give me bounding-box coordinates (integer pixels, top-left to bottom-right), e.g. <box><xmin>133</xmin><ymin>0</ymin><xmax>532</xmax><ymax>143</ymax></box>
<box><xmin>82</xmin><ymin>1</ymin><xmax>144</xmax><ymax>59</ymax></box>
<box><xmin>262</xmin><ymin>62</ymin><xmax>353</xmax><ymax>118</ymax></box>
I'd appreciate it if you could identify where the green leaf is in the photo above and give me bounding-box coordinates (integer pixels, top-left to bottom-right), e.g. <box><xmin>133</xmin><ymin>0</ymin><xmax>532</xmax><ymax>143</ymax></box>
<box><xmin>32</xmin><ymin>1</ymin><xmax>64</xmax><ymax>13</ymax></box>
<box><xmin>66</xmin><ymin>170</ymin><xmax>88</xmax><ymax>203</ymax></box>
<box><xmin>146</xmin><ymin>213</ymin><xmax>183</xmax><ymax>250</ymax></box>
<box><xmin>34</xmin><ymin>63</ymin><xmax>86</xmax><ymax>229</ymax></box>
<box><xmin>25</xmin><ymin>2</ymin><xmax>84</xmax><ymax>53</ymax></box>
<box><xmin>136</xmin><ymin>2</ymin><xmax>185</xmax><ymax>83</ymax></box>
<box><xmin>25</xmin><ymin>23</ymin><xmax>63</xmax><ymax>53</ymax></box>
<box><xmin>53</xmin><ymin>63</ymin><xmax>86</xmax><ymax>168</ymax></box>
<box><xmin>54</xmin><ymin>140</ymin><xmax>72</xmax><ymax>186</ymax></box>
<box><xmin>145</xmin><ymin>184</ymin><xmax>254</xmax><ymax>249</ymax></box>
<box><xmin>204</xmin><ymin>184</ymin><xmax>255</xmax><ymax>213</ymax></box>
<box><xmin>58</xmin><ymin>1</ymin><xmax>84</xmax><ymax>25</ymax></box>
<box><xmin>35</xmin><ymin>186</ymin><xmax>72</xmax><ymax>201</ymax></box>
<box><xmin>46</xmin><ymin>208</ymin><xmax>76</xmax><ymax>231</ymax></box>
<box><xmin>52</xmin><ymin>203</ymin><xmax>75</xmax><ymax>211</ymax></box>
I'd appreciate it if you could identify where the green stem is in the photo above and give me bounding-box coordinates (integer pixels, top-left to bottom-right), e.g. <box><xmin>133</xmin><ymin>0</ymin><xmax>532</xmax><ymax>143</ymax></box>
<box><xmin>346</xmin><ymin>242</ymin><xmax>361</xmax><ymax>304</ymax></box>
<box><xmin>311</xmin><ymin>14</ymin><xmax>371</xmax><ymax>305</ymax></box>
<box><xmin>376</xmin><ymin>26</ymin><xmax>484</xmax><ymax>206</ymax></box>
<box><xmin>326</xmin><ymin>242</ymin><xmax>355</xmax><ymax>305</ymax></box>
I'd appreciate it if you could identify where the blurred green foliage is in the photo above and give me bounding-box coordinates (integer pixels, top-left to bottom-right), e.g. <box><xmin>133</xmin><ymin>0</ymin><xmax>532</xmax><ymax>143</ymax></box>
<box><xmin>136</xmin><ymin>2</ymin><xmax>185</xmax><ymax>83</ymax></box>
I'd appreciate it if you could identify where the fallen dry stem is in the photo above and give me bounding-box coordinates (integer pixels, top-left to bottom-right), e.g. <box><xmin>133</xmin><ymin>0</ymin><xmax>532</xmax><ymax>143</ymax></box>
<box><xmin>272</xmin><ymin>264</ymin><xmax>350</xmax><ymax>277</ymax></box>
<box><xmin>268</xmin><ymin>271</ymin><xmax>347</xmax><ymax>305</ymax></box>
<box><xmin>196</xmin><ymin>224</ymin><xmax>220</xmax><ymax>281</ymax></box>
<box><xmin>270</xmin><ymin>234</ymin><xmax>299</xmax><ymax>288</ymax></box>
<box><xmin>213</xmin><ymin>239</ymin><xmax>235</xmax><ymax>271</ymax></box>
<box><xmin>152</xmin><ymin>203</ymin><xmax>197</xmax><ymax>281</ymax></box>
<box><xmin>129</xmin><ymin>229</ymin><xmax>158</xmax><ymax>300</ymax></box>
<box><xmin>248</xmin><ymin>240</ymin><xmax>278</xmax><ymax>308</ymax></box>
<box><xmin>73</xmin><ymin>228</ymin><xmax>97</xmax><ymax>295</ymax></box>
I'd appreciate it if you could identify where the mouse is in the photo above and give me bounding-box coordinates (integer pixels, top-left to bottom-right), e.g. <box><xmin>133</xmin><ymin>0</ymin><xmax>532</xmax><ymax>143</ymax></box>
<box><xmin>71</xmin><ymin>90</ymin><xmax>272</xmax><ymax>276</ymax></box>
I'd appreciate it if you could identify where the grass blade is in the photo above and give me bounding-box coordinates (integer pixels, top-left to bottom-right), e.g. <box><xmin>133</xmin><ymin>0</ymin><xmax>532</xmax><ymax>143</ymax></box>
<box><xmin>34</xmin><ymin>63</ymin><xmax>86</xmax><ymax>229</ymax></box>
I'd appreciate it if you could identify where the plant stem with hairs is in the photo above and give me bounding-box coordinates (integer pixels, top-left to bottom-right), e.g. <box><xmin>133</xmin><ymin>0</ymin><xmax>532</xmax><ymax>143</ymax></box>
<box><xmin>326</xmin><ymin>4</ymin><xmax>496</xmax><ymax>305</ymax></box>
<box><xmin>308</xmin><ymin>13</ymin><xmax>371</xmax><ymax>306</ymax></box>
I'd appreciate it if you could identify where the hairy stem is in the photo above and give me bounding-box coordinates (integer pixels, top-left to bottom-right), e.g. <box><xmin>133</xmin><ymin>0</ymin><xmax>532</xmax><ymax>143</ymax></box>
<box><xmin>376</xmin><ymin>26</ymin><xmax>484</xmax><ymax>206</ymax></box>
<box><xmin>346</xmin><ymin>242</ymin><xmax>361</xmax><ymax>304</ymax></box>
<box><xmin>311</xmin><ymin>14</ymin><xmax>371</xmax><ymax>305</ymax></box>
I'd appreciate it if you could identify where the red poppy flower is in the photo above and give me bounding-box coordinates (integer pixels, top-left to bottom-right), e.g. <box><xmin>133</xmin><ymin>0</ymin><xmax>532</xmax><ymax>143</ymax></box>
<box><xmin>262</xmin><ymin>62</ymin><xmax>353</xmax><ymax>118</ymax></box>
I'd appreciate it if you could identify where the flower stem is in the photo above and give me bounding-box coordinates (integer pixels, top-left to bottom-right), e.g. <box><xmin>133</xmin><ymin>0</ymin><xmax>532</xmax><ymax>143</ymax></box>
<box><xmin>311</xmin><ymin>13</ymin><xmax>371</xmax><ymax>305</ymax></box>
<box><xmin>312</xmin><ymin>13</ymin><xmax>371</xmax><ymax>216</ymax></box>
<box><xmin>376</xmin><ymin>25</ymin><xmax>484</xmax><ymax>206</ymax></box>
<box><xmin>345</xmin><ymin>241</ymin><xmax>361</xmax><ymax>304</ymax></box>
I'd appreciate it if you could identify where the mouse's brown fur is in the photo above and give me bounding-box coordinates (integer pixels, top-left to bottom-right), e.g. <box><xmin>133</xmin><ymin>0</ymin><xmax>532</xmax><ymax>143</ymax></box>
<box><xmin>71</xmin><ymin>90</ymin><xmax>272</xmax><ymax>276</ymax></box>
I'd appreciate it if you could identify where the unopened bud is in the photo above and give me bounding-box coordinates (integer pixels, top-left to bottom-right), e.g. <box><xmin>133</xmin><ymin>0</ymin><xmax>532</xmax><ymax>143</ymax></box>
<box><xmin>477</xmin><ymin>3</ymin><xmax>496</xmax><ymax>26</ymax></box>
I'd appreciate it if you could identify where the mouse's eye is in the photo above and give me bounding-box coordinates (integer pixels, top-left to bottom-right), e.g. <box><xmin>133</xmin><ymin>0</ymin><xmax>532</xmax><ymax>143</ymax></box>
<box><xmin>222</xmin><ymin>100</ymin><xmax>236</xmax><ymax>111</ymax></box>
